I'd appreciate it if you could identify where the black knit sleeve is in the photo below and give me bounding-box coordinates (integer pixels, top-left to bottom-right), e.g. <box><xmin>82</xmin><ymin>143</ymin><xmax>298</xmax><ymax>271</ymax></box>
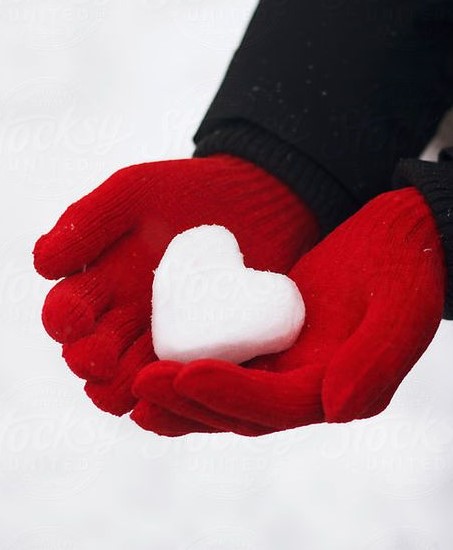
<box><xmin>193</xmin><ymin>0</ymin><xmax>453</xmax><ymax>235</ymax></box>
<box><xmin>393</xmin><ymin>147</ymin><xmax>453</xmax><ymax>320</ymax></box>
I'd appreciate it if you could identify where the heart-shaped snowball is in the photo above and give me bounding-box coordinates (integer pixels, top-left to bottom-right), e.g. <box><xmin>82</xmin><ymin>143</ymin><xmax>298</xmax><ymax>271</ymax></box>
<box><xmin>151</xmin><ymin>225</ymin><xmax>305</xmax><ymax>364</ymax></box>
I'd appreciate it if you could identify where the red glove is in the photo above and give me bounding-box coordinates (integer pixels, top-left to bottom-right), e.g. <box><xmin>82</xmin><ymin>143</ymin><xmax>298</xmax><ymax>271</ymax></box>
<box><xmin>131</xmin><ymin>187</ymin><xmax>446</xmax><ymax>436</ymax></box>
<box><xmin>33</xmin><ymin>154</ymin><xmax>319</xmax><ymax>421</ymax></box>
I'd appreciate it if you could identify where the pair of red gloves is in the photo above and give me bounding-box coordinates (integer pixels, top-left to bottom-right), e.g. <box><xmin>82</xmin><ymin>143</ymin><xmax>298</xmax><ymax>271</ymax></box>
<box><xmin>33</xmin><ymin>153</ymin><xmax>446</xmax><ymax>436</ymax></box>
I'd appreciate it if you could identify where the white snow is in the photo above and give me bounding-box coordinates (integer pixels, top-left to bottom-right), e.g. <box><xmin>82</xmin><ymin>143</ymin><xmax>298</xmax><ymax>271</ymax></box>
<box><xmin>1</xmin><ymin>2</ymin><xmax>453</xmax><ymax>549</ymax></box>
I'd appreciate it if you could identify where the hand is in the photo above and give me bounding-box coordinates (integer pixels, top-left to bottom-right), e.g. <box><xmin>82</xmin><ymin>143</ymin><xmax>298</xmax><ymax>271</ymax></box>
<box><xmin>33</xmin><ymin>154</ymin><xmax>318</xmax><ymax>423</ymax></box>
<box><xmin>131</xmin><ymin>187</ymin><xmax>446</xmax><ymax>436</ymax></box>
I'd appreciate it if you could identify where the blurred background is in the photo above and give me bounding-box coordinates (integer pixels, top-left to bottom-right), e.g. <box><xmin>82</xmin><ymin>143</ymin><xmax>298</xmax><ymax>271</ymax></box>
<box><xmin>1</xmin><ymin>1</ymin><xmax>453</xmax><ymax>548</ymax></box>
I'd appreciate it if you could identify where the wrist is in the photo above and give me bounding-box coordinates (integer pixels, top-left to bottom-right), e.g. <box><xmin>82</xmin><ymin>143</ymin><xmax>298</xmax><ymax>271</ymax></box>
<box><xmin>194</xmin><ymin>120</ymin><xmax>359</xmax><ymax>236</ymax></box>
<box><xmin>392</xmin><ymin>149</ymin><xmax>453</xmax><ymax>319</ymax></box>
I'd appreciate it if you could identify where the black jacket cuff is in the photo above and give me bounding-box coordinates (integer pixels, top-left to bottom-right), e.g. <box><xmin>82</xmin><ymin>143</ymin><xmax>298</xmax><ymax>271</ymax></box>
<box><xmin>194</xmin><ymin>120</ymin><xmax>358</xmax><ymax>235</ymax></box>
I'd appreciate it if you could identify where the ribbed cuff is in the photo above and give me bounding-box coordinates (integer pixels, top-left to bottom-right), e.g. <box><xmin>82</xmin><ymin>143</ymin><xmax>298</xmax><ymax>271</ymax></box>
<box><xmin>193</xmin><ymin>120</ymin><xmax>359</xmax><ymax>236</ymax></box>
<box><xmin>392</xmin><ymin>148</ymin><xmax>453</xmax><ymax>320</ymax></box>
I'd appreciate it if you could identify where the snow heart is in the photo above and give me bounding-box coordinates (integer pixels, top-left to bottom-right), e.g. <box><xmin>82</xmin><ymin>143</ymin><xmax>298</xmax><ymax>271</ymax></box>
<box><xmin>151</xmin><ymin>225</ymin><xmax>305</xmax><ymax>364</ymax></box>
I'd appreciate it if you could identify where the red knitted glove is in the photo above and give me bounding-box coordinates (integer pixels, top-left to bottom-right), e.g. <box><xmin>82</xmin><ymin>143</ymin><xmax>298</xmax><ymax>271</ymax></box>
<box><xmin>33</xmin><ymin>154</ymin><xmax>319</xmax><ymax>419</ymax></box>
<box><xmin>131</xmin><ymin>187</ymin><xmax>446</xmax><ymax>436</ymax></box>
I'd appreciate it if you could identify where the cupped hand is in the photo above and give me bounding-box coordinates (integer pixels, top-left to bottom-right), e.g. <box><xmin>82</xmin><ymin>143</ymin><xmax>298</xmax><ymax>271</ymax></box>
<box><xmin>33</xmin><ymin>154</ymin><xmax>318</xmax><ymax>425</ymax></box>
<box><xmin>131</xmin><ymin>187</ymin><xmax>446</xmax><ymax>436</ymax></box>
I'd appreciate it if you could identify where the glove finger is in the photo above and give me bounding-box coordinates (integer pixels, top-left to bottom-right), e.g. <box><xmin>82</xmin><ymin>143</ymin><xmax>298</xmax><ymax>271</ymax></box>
<box><xmin>33</xmin><ymin>166</ymin><xmax>142</xmax><ymax>280</ymax></box>
<box><xmin>85</xmin><ymin>331</ymin><xmax>155</xmax><ymax>416</ymax></box>
<box><xmin>174</xmin><ymin>360</ymin><xmax>325</xmax><ymax>430</ymax></box>
<box><xmin>131</xmin><ymin>400</ymin><xmax>219</xmax><ymax>436</ymax></box>
<box><xmin>132</xmin><ymin>362</ymin><xmax>273</xmax><ymax>436</ymax></box>
<box><xmin>41</xmin><ymin>221</ymin><xmax>163</xmax><ymax>345</ymax></box>
<box><xmin>42</xmin><ymin>270</ymin><xmax>112</xmax><ymax>344</ymax></box>
<box><xmin>63</xmin><ymin>302</ymin><xmax>151</xmax><ymax>381</ymax></box>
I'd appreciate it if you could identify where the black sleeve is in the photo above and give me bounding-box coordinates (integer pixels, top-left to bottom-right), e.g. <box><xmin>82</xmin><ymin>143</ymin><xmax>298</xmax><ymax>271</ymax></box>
<box><xmin>393</xmin><ymin>147</ymin><xmax>453</xmax><ymax>320</ymax></box>
<box><xmin>193</xmin><ymin>0</ymin><xmax>453</xmax><ymax>235</ymax></box>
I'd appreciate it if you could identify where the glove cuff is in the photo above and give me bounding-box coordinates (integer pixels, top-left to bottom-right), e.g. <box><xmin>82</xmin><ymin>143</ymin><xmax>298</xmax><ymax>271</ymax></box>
<box><xmin>392</xmin><ymin>148</ymin><xmax>453</xmax><ymax>320</ymax></box>
<box><xmin>193</xmin><ymin>120</ymin><xmax>359</xmax><ymax>236</ymax></box>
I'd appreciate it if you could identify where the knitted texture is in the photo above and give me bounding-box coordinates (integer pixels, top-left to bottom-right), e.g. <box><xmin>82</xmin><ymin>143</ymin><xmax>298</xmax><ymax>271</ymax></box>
<box><xmin>392</xmin><ymin>147</ymin><xmax>453</xmax><ymax>319</ymax></box>
<box><xmin>33</xmin><ymin>154</ymin><xmax>319</xmax><ymax>419</ymax></box>
<box><xmin>194</xmin><ymin>120</ymin><xmax>359</xmax><ymax>235</ymax></box>
<box><xmin>131</xmin><ymin>187</ymin><xmax>446</xmax><ymax>436</ymax></box>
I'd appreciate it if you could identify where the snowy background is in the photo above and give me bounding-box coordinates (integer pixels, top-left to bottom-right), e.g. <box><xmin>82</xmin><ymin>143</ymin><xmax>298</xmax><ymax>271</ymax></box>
<box><xmin>1</xmin><ymin>1</ymin><xmax>453</xmax><ymax>548</ymax></box>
